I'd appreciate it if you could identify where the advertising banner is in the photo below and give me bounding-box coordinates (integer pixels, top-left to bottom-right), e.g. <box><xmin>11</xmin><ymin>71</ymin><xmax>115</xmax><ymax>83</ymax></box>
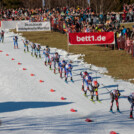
<box><xmin>68</xmin><ymin>32</ymin><xmax>115</xmax><ymax>45</ymax></box>
<box><xmin>16</xmin><ymin>21</ymin><xmax>51</xmax><ymax>32</ymax></box>
<box><xmin>1</xmin><ymin>20</ymin><xmax>28</xmax><ymax>29</ymax></box>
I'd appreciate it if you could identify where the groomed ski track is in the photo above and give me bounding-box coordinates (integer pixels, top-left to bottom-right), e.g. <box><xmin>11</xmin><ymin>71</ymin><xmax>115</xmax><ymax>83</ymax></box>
<box><xmin>0</xmin><ymin>31</ymin><xmax>134</xmax><ymax>134</ymax></box>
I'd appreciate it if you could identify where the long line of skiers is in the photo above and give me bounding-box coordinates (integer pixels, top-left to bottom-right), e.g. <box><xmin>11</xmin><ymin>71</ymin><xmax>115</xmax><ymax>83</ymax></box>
<box><xmin>13</xmin><ymin>36</ymin><xmax>134</xmax><ymax>119</ymax></box>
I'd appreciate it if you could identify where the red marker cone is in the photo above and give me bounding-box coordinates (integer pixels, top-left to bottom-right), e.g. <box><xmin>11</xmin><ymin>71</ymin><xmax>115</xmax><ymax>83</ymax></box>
<box><xmin>39</xmin><ymin>80</ymin><xmax>44</xmax><ymax>83</ymax></box>
<box><xmin>23</xmin><ymin>68</ymin><xmax>27</xmax><ymax>70</ymax></box>
<box><xmin>61</xmin><ymin>97</ymin><xmax>66</xmax><ymax>100</ymax></box>
<box><xmin>0</xmin><ymin>50</ymin><xmax>3</xmax><ymax>52</ymax></box>
<box><xmin>85</xmin><ymin>118</ymin><xmax>92</xmax><ymax>122</ymax></box>
<box><xmin>6</xmin><ymin>54</ymin><xmax>9</xmax><ymax>56</ymax></box>
<box><xmin>110</xmin><ymin>131</ymin><xmax>117</xmax><ymax>134</ymax></box>
<box><xmin>18</xmin><ymin>62</ymin><xmax>22</xmax><ymax>65</ymax></box>
<box><xmin>50</xmin><ymin>89</ymin><xmax>55</xmax><ymax>92</ymax></box>
<box><xmin>70</xmin><ymin>109</ymin><xmax>76</xmax><ymax>112</ymax></box>
<box><xmin>11</xmin><ymin>58</ymin><xmax>15</xmax><ymax>60</ymax></box>
<box><xmin>30</xmin><ymin>74</ymin><xmax>35</xmax><ymax>76</ymax></box>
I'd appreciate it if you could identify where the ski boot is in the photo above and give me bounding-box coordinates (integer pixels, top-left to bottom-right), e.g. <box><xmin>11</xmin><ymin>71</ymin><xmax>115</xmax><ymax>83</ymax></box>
<box><xmin>84</xmin><ymin>91</ymin><xmax>87</xmax><ymax>97</ymax></box>
<box><xmin>58</xmin><ymin>68</ymin><xmax>60</xmax><ymax>73</ymax></box>
<box><xmin>109</xmin><ymin>107</ymin><xmax>113</xmax><ymax>113</ymax></box>
<box><xmin>71</xmin><ymin>77</ymin><xmax>73</xmax><ymax>82</ymax></box>
<box><xmin>96</xmin><ymin>95</ymin><xmax>99</xmax><ymax>101</ymax></box>
<box><xmin>27</xmin><ymin>47</ymin><xmax>29</xmax><ymax>52</ymax></box>
<box><xmin>54</xmin><ymin>68</ymin><xmax>56</xmax><ymax>74</ymax></box>
<box><xmin>65</xmin><ymin>77</ymin><xmax>67</xmax><ymax>83</ymax></box>
<box><xmin>130</xmin><ymin>112</ymin><xmax>133</xmax><ymax>119</ymax></box>
<box><xmin>117</xmin><ymin>107</ymin><xmax>120</xmax><ymax>113</ymax></box>
<box><xmin>49</xmin><ymin>65</ymin><xmax>52</xmax><ymax>70</ymax></box>
<box><xmin>60</xmin><ymin>72</ymin><xmax>62</xmax><ymax>78</ymax></box>
<box><xmin>82</xmin><ymin>85</ymin><xmax>84</xmax><ymax>91</ymax></box>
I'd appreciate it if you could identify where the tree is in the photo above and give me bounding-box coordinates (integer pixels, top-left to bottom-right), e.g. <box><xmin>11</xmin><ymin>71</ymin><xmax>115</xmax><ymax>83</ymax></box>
<box><xmin>91</xmin><ymin>0</ymin><xmax>134</xmax><ymax>13</ymax></box>
<box><xmin>3</xmin><ymin>0</ymin><xmax>22</xmax><ymax>8</ymax></box>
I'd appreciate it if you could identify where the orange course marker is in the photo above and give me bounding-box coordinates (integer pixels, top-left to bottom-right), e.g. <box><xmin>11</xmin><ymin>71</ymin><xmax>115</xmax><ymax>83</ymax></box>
<box><xmin>110</xmin><ymin>131</ymin><xmax>117</xmax><ymax>134</ymax></box>
<box><xmin>18</xmin><ymin>62</ymin><xmax>22</xmax><ymax>65</ymax></box>
<box><xmin>39</xmin><ymin>80</ymin><xmax>44</xmax><ymax>83</ymax></box>
<box><xmin>50</xmin><ymin>89</ymin><xmax>55</xmax><ymax>92</ymax></box>
<box><xmin>61</xmin><ymin>97</ymin><xmax>66</xmax><ymax>100</ymax></box>
<box><xmin>85</xmin><ymin>118</ymin><xmax>93</xmax><ymax>122</ymax></box>
<box><xmin>30</xmin><ymin>74</ymin><xmax>35</xmax><ymax>76</ymax></box>
<box><xmin>70</xmin><ymin>109</ymin><xmax>76</xmax><ymax>112</ymax></box>
<box><xmin>11</xmin><ymin>58</ymin><xmax>15</xmax><ymax>60</ymax></box>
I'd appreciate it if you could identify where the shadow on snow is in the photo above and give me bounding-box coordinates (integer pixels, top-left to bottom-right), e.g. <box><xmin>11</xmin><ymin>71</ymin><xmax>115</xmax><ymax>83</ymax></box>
<box><xmin>0</xmin><ymin>101</ymin><xmax>73</xmax><ymax>113</ymax></box>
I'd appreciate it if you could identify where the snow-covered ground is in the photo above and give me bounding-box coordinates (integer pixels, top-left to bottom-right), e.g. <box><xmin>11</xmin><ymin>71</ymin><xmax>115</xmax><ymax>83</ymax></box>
<box><xmin>0</xmin><ymin>31</ymin><xmax>134</xmax><ymax>134</ymax></box>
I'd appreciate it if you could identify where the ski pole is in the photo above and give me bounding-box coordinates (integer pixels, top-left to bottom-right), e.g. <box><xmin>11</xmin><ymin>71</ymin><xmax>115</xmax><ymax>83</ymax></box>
<box><xmin>101</xmin><ymin>83</ymin><xmax>111</xmax><ymax>93</ymax></box>
<box><xmin>96</xmin><ymin>71</ymin><xmax>97</xmax><ymax>81</ymax></box>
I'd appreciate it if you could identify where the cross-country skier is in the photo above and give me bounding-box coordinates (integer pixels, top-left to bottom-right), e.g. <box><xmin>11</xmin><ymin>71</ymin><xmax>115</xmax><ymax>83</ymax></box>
<box><xmin>13</xmin><ymin>36</ymin><xmax>18</xmax><ymax>49</ymax></box>
<box><xmin>110</xmin><ymin>89</ymin><xmax>121</xmax><ymax>112</ymax></box>
<box><xmin>59</xmin><ymin>60</ymin><xmax>67</xmax><ymax>78</ymax></box>
<box><xmin>82</xmin><ymin>75</ymin><xmax>93</xmax><ymax>97</ymax></box>
<box><xmin>92</xmin><ymin>81</ymin><xmax>100</xmax><ymax>101</ymax></box>
<box><xmin>128</xmin><ymin>92</ymin><xmax>134</xmax><ymax>118</ymax></box>
<box><xmin>36</xmin><ymin>44</ymin><xmax>41</xmax><ymax>58</ymax></box>
<box><xmin>31</xmin><ymin>43</ymin><xmax>36</xmax><ymax>56</ymax></box>
<box><xmin>65</xmin><ymin>63</ymin><xmax>73</xmax><ymax>82</ymax></box>
<box><xmin>0</xmin><ymin>30</ymin><xmax>4</xmax><ymax>43</ymax></box>
<box><xmin>51</xmin><ymin>52</ymin><xmax>60</xmax><ymax>73</ymax></box>
<box><xmin>23</xmin><ymin>40</ymin><xmax>29</xmax><ymax>52</ymax></box>
<box><xmin>80</xmin><ymin>71</ymin><xmax>90</xmax><ymax>91</ymax></box>
<box><xmin>43</xmin><ymin>46</ymin><xmax>50</xmax><ymax>66</ymax></box>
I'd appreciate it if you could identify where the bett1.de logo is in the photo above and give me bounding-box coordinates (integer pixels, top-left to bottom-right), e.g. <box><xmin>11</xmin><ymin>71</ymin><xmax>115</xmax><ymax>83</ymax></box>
<box><xmin>76</xmin><ymin>35</ymin><xmax>106</xmax><ymax>42</ymax></box>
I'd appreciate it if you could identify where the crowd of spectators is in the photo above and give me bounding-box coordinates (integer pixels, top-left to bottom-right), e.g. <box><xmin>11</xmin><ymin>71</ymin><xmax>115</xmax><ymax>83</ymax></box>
<box><xmin>0</xmin><ymin>8</ymin><xmax>50</xmax><ymax>22</ymax></box>
<box><xmin>0</xmin><ymin>4</ymin><xmax>134</xmax><ymax>55</ymax></box>
<box><xmin>0</xmin><ymin>4</ymin><xmax>134</xmax><ymax>23</ymax></box>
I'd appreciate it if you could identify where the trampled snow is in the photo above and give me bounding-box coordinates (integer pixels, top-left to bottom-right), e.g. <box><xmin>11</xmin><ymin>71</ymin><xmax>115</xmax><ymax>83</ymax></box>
<box><xmin>0</xmin><ymin>31</ymin><xmax>134</xmax><ymax>134</ymax></box>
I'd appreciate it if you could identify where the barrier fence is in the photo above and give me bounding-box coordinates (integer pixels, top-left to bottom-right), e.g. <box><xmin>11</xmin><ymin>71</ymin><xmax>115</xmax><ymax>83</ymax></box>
<box><xmin>50</xmin><ymin>18</ymin><xmax>134</xmax><ymax>58</ymax></box>
<box><xmin>0</xmin><ymin>19</ymin><xmax>134</xmax><ymax>58</ymax></box>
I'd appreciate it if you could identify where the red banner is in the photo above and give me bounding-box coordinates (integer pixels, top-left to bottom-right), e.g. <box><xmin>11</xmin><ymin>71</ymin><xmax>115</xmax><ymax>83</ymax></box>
<box><xmin>68</xmin><ymin>32</ymin><xmax>115</xmax><ymax>45</ymax></box>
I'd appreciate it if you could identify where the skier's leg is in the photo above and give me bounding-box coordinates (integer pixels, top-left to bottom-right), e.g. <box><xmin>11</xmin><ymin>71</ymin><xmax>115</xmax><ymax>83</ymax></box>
<box><xmin>85</xmin><ymin>82</ymin><xmax>89</xmax><ymax>96</ymax></box>
<box><xmin>49</xmin><ymin>58</ymin><xmax>52</xmax><ymax>69</ymax></box>
<box><xmin>116</xmin><ymin>98</ymin><xmax>119</xmax><ymax>111</ymax></box>
<box><xmin>70</xmin><ymin>71</ymin><xmax>73</xmax><ymax>80</ymax></box>
<box><xmin>64</xmin><ymin>68</ymin><xmax>66</xmax><ymax>77</ymax></box>
<box><xmin>44</xmin><ymin>55</ymin><xmax>47</xmax><ymax>65</ymax></box>
<box><xmin>65</xmin><ymin>71</ymin><xmax>68</xmax><ymax>81</ymax></box>
<box><xmin>34</xmin><ymin>49</ymin><xmax>36</xmax><ymax>56</ymax></box>
<box><xmin>14</xmin><ymin>42</ymin><xmax>16</xmax><ymax>48</ymax></box>
<box><xmin>27</xmin><ymin>46</ymin><xmax>29</xmax><ymax>52</ymax></box>
<box><xmin>82</xmin><ymin>79</ymin><xmax>84</xmax><ymax>91</ymax></box>
<box><xmin>60</xmin><ymin>68</ymin><xmax>63</xmax><ymax>78</ymax></box>
<box><xmin>2</xmin><ymin>36</ymin><xmax>4</xmax><ymax>43</ymax></box>
<box><xmin>110</xmin><ymin>96</ymin><xmax>114</xmax><ymax>111</ymax></box>
<box><xmin>31</xmin><ymin>48</ymin><xmax>33</xmax><ymax>55</ymax></box>
<box><xmin>54</xmin><ymin>61</ymin><xmax>56</xmax><ymax>73</ymax></box>
<box><xmin>82</xmin><ymin>78</ymin><xmax>84</xmax><ymax>91</ymax></box>
<box><xmin>16</xmin><ymin>42</ymin><xmax>18</xmax><ymax>48</ymax></box>
<box><xmin>130</xmin><ymin>103</ymin><xmax>134</xmax><ymax>118</ymax></box>
<box><xmin>96</xmin><ymin>91</ymin><xmax>99</xmax><ymax>101</ymax></box>
<box><xmin>39</xmin><ymin>50</ymin><xmax>40</xmax><ymax>57</ymax></box>
<box><xmin>24</xmin><ymin>46</ymin><xmax>26</xmax><ymax>52</ymax></box>
<box><xmin>84</xmin><ymin>83</ymin><xmax>88</xmax><ymax>96</ymax></box>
